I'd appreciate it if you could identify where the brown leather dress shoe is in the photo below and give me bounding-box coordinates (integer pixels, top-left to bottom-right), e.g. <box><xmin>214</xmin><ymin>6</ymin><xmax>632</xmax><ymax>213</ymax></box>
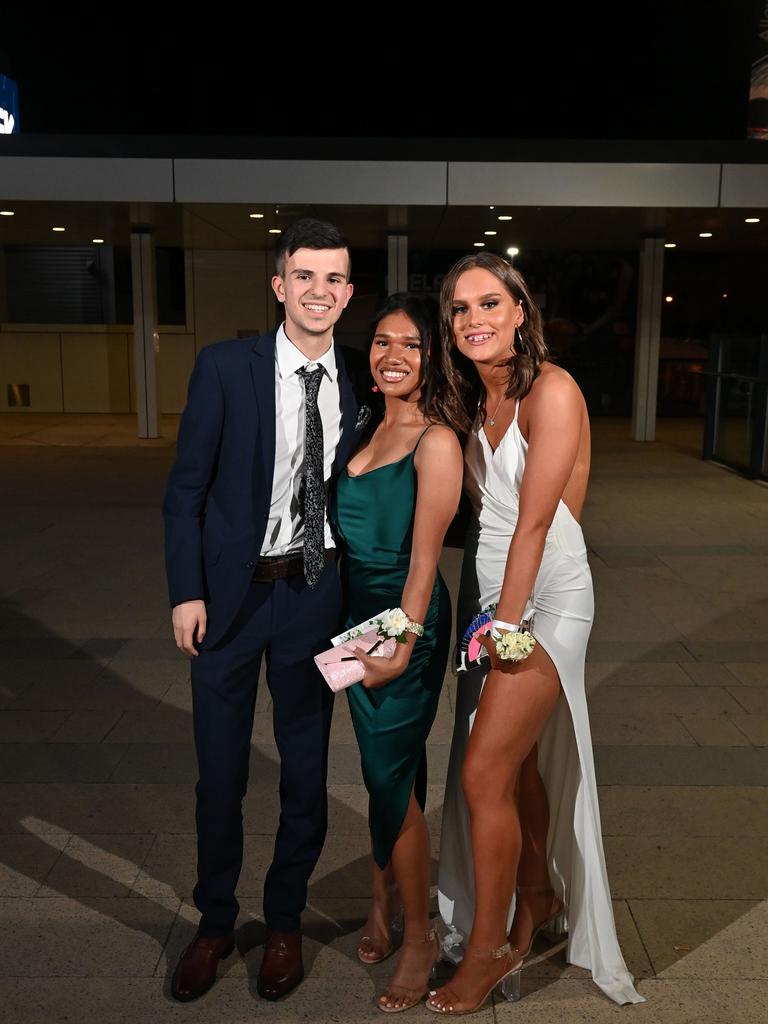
<box><xmin>256</xmin><ymin>929</ymin><xmax>304</xmax><ymax>1001</ymax></box>
<box><xmin>171</xmin><ymin>932</ymin><xmax>236</xmax><ymax>1002</ymax></box>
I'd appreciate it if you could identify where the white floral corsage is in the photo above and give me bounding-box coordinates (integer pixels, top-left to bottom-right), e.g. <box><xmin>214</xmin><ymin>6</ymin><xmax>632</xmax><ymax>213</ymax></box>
<box><xmin>495</xmin><ymin>629</ymin><xmax>536</xmax><ymax>662</ymax></box>
<box><xmin>377</xmin><ymin>607</ymin><xmax>424</xmax><ymax>644</ymax></box>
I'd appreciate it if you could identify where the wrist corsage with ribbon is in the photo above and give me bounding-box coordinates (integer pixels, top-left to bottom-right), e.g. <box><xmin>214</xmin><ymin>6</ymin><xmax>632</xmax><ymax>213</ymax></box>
<box><xmin>376</xmin><ymin>607</ymin><xmax>424</xmax><ymax>644</ymax></box>
<box><xmin>492</xmin><ymin>624</ymin><xmax>537</xmax><ymax>662</ymax></box>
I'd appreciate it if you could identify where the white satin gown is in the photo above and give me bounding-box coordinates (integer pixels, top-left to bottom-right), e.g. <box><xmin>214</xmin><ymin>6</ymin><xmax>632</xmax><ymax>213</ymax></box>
<box><xmin>437</xmin><ymin>400</ymin><xmax>644</xmax><ymax>1006</ymax></box>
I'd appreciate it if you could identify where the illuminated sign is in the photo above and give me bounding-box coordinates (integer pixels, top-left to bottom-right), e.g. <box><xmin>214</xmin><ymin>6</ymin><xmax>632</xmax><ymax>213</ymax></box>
<box><xmin>0</xmin><ymin>75</ymin><xmax>20</xmax><ymax>134</ymax></box>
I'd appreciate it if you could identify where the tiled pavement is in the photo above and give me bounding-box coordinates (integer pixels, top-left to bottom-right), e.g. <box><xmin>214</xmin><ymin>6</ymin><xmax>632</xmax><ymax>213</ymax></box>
<box><xmin>0</xmin><ymin>413</ymin><xmax>766</xmax><ymax>1023</ymax></box>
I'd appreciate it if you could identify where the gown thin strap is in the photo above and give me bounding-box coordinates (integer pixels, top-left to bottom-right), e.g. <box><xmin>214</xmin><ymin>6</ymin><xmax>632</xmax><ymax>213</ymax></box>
<box><xmin>412</xmin><ymin>424</ymin><xmax>435</xmax><ymax>453</ymax></box>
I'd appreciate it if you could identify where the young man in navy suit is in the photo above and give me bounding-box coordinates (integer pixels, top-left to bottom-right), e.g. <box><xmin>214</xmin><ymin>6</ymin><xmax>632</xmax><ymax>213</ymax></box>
<box><xmin>164</xmin><ymin>219</ymin><xmax>361</xmax><ymax>1002</ymax></box>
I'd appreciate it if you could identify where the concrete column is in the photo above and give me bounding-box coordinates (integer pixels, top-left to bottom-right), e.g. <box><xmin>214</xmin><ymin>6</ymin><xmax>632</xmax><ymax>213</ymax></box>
<box><xmin>387</xmin><ymin>235</ymin><xmax>408</xmax><ymax>294</ymax></box>
<box><xmin>632</xmin><ymin>236</ymin><xmax>664</xmax><ymax>441</ymax></box>
<box><xmin>183</xmin><ymin>248</ymin><xmax>195</xmax><ymax>345</ymax></box>
<box><xmin>130</xmin><ymin>229</ymin><xmax>160</xmax><ymax>438</ymax></box>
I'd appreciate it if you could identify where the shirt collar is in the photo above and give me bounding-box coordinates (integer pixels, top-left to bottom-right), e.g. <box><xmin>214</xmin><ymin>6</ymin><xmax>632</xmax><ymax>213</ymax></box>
<box><xmin>276</xmin><ymin>323</ymin><xmax>338</xmax><ymax>382</ymax></box>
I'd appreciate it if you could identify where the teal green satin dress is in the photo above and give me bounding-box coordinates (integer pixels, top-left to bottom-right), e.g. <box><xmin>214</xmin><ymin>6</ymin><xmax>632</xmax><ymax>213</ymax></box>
<box><xmin>332</xmin><ymin>442</ymin><xmax>451</xmax><ymax>869</ymax></box>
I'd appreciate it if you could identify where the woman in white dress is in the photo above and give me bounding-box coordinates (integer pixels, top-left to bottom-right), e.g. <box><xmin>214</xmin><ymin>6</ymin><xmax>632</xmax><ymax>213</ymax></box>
<box><xmin>428</xmin><ymin>253</ymin><xmax>643</xmax><ymax>1013</ymax></box>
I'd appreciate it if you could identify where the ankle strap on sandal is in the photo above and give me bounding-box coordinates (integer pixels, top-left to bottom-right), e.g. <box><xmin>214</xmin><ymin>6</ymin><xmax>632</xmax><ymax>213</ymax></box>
<box><xmin>403</xmin><ymin>928</ymin><xmax>438</xmax><ymax>946</ymax></box>
<box><xmin>468</xmin><ymin>941</ymin><xmax>512</xmax><ymax>960</ymax></box>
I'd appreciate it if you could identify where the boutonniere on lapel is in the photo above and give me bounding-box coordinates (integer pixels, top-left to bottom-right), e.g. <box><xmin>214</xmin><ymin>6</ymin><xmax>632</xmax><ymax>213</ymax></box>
<box><xmin>354</xmin><ymin>405</ymin><xmax>372</xmax><ymax>431</ymax></box>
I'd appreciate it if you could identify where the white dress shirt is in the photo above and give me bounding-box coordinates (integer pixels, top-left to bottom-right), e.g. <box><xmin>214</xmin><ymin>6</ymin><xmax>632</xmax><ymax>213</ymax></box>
<box><xmin>259</xmin><ymin>323</ymin><xmax>342</xmax><ymax>556</ymax></box>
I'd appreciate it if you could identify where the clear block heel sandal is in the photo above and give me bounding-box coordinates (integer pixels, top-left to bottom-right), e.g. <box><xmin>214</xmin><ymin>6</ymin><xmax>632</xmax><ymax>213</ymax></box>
<box><xmin>358</xmin><ymin>906</ymin><xmax>404</xmax><ymax>965</ymax></box>
<box><xmin>377</xmin><ymin>929</ymin><xmax>440</xmax><ymax>1014</ymax></box>
<box><xmin>425</xmin><ymin>941</ymin><xmax>523</xmax><ymax>1015</ymax></box>
<box><xmin>512</xmin><ymin>885</ymin><xmax>567</xmax><ymax>959</ymax></box>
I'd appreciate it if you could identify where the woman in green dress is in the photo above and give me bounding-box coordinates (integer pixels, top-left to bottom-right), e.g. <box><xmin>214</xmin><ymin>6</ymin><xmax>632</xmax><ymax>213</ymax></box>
<box><xmin>332</xmin><ymin>293</ymin><xmax>464</xmax><ymax>1012</ymax></box>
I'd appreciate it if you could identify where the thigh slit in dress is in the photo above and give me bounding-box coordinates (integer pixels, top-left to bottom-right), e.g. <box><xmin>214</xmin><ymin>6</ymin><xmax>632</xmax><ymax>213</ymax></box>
<box><xmin>437</xmin><ymin>402</ymin><xmax>644</xmax><ymax>1006</ymax></box>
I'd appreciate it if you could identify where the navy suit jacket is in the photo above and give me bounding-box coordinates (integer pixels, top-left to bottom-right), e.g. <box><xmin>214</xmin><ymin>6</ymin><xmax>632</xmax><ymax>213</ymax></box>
<box><xmin>163</xmin><ymin>329</ymin><xmax>362</xmax><ymax>649</ymax></box>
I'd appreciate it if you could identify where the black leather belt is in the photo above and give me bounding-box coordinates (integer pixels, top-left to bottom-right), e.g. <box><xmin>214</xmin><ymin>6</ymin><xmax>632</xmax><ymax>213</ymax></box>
<box><xmin>252</xmin><ymin>548</ymin><xmax>336</xmax><ymax>582</ymax></box>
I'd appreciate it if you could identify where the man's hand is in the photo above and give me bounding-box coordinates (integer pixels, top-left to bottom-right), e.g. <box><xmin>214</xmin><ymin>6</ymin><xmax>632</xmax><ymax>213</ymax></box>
<box><xmin>355</xmin><ymin>642</ymin><xmax>411</xmax><ymax>690</ymax></box>
<box><xmin>172</xmin><ymin>600</ymin><xmax>207</xmax><ymax>657</ymax></box>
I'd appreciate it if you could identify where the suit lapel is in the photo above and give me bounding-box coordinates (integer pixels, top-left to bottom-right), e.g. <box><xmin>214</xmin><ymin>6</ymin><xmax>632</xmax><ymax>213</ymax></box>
<box><xmin>250</xmin><ymin>331</ymin><xmax>277</xmax><ymax>489</ymax></box>
<box><xmin>334</xmin><ymin>343</ymin><xmax>359</xmax><ymax>474</ymax></box>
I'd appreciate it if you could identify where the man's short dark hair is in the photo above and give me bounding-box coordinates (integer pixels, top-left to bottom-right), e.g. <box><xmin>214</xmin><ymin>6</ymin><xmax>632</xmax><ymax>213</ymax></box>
<box><xmin>275</xmin><ymin>218</ymin><xmax>351</xmax><ymax>278</ymax></box>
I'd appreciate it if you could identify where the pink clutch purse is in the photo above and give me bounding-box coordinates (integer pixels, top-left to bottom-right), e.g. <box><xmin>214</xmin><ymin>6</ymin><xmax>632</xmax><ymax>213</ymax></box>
<box><xmin>314</xmin><ymin>628</ymin><xmax>397</xmax><ymax>692</ymax></box>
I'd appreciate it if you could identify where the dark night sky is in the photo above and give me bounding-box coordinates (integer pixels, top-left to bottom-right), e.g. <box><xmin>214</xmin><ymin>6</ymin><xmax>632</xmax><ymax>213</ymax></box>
<box><xmin>0</xmin><ymin>7</ymin><xmax>758</xmax><ymax>140</ymax></box>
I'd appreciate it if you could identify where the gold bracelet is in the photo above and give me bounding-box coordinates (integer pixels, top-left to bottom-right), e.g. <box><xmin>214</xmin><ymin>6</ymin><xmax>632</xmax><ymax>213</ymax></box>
<box><xmin>405</xmin><ymin>617</ymin><xmax>424</xmax><ymax>638</ymax></box>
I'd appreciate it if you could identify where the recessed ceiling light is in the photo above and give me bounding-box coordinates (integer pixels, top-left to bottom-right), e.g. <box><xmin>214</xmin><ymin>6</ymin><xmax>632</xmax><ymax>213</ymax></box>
<box><xmin>498</xmin><ymin>215</ymin><xmax>513</xmax><ymax>221</ymax></box>
<box><xmin>484</xmin><ymin>230</ymin><xmax>497</xmax><ymax>236</ymax></box>
<box><xmin>0</xmin><ymin>210</ymin><xmax>14</xmax><ymax>216</ymax></box>
<box><xmin>473</xmin><ymin>242</ymin><xmax>485</xmax><ymax>247</ymax></box>
<box><xmin>268</xmin><ymin>228</ymin><xmax>282</xmax><ymax>234</ymax></box>
<box><xmin>507</xmin><ymin>246</ymin><xmax>519</xmax><ymax>256</ymax></box>
<box><xmin>489</xmin><ymin>206</ymin><xmax>495</xmax><ymax>210</ymax></box>
<box><xmin>249</xmin><ymin>212</ymin><xmax>264</xmax><ymax>219</ymax></box>
<box><xmin>722</xmin><ymin>292</ymin><xmax>729</xmax><ymax>299</ymax></box>
<box><xmin>664</xmin><ymin>295</ymin><xmax>674</xmax><ymax>303</ymax></box>
<box><xmin>745</xmin><ymin>217</ymin><xmax>760</xmax><ymax>224</ymax></box>
<box><xmin>699</xmin><ymin>232</ymin><xmax>713</xmax><ymax>238</ymax></box>
<box><xmin>664</xmin><ymin>242</ymin><xmax>677</xmax><ymax>248</ymax></box>
<box><xmin>92</xmin><ymin>238</ymin><xmax>104</xmax><ymax>244</ymax></box>
<box><xmin>52</xmin><ymin>226</ymin><xmax>66</xmax><ymax>232</ymax></box>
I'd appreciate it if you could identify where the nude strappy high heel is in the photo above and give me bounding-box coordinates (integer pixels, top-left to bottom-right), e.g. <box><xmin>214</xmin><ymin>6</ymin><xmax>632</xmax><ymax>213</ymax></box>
<box><xmin>425</xmin><ymin>941</ymin><xmax>523</xmax><ymax>1015</ymax></box>
<box><xmin>498</xmin><ymin>886</ymin><xmax>568</xmax><ymax>1003</ymax></box>
<box><xmin>377</xmin><ymin>928</ymin><xmax>440</xmax><ymax>1014</ymax></box>
<box><xmin>511</xmin><ymin>885</ymin><xmax>567</xmax><ymax>960</ymax></box>
<box><xmin>357</xmin><ymin>898</ymin><xmax>404</xmax><ymax>965</ymax></box>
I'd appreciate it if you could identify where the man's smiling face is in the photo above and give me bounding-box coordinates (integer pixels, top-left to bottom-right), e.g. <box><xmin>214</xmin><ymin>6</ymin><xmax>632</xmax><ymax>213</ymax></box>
<box><xmin>272</xmin><ymin>247</ymin><xmax>353</xmax><ymax>345</ymax></box>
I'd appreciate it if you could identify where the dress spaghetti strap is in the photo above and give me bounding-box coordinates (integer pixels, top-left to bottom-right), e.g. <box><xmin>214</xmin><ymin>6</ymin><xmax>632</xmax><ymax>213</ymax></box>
<box><xmin>412</xmin><ymin>424</ymin><xmax>434</xmax><ymax>454</ymax></box>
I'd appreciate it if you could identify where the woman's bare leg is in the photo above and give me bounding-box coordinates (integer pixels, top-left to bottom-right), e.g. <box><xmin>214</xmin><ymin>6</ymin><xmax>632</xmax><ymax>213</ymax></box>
<box><xmin>515</xmin><ymin>743</ymin><xmax>551</xmax><ymax>888</ymax></box>
<box><xmin>378</xmin><ymin>791</ymin><xmax>437</xmax><ymax>1010</ymax></box>
<box><xmin>508</xmin><ymin>743</ymin><xmax>562</xmax><ymax>954</ymax></box>
<box><xmin>427</xmin><ymin>644</ymin><xmax>561</xmax><ymax>1013</ymax></box>
<box><xmin>358</xmin><ymin>859</ymin><xmax>399</xmax><ymax>963</ymax></box>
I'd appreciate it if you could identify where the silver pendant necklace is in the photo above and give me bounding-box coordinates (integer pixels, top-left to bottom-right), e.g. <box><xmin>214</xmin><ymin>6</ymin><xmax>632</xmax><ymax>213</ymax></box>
<box><xmin>488</xmin><ymin>393</ymin><xmax>506</xmax><ymax>427</ymax></box>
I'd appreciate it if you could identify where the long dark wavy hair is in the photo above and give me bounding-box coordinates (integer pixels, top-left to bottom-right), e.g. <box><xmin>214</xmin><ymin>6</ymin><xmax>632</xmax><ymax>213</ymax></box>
<box><xmin>438</xmin><ymin>253</ymin><xmax>549</xmax><ymax>432</ymax></box>
<box><xmin>366</xmin><ymin>292</ymin><xmax>467</xmax><ymax>435</ymax></box>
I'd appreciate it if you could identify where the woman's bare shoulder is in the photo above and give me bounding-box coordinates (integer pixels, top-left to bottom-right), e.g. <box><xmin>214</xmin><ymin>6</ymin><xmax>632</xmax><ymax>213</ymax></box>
<box><xmin>527</xmin><ymin>362</ymin><xmax>585</xmax><ymax>408</ymax></box>
<box><xmin>414</xmin><ymin>423</ymin><xmax>463</xmax><ymax>467</ymax></box>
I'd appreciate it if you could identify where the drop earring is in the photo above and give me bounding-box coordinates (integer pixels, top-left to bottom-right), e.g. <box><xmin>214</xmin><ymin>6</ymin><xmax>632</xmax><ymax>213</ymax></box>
<box><xmin>512</xmin><ymin>325</ymin><xmax>524</xmax><ymax>352</ymax></box>
<box><xmin>371</xmin><ymin>385</ymin><xmax>380</xmax><ymax>393</ymax></box>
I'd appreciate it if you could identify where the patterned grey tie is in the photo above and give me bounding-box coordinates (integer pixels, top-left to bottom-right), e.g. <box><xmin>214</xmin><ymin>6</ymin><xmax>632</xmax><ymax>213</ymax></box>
<box><xmin>296</xmin><ymin>365</ymin><xmax>326</xmax><ymax>588</ymax></box>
